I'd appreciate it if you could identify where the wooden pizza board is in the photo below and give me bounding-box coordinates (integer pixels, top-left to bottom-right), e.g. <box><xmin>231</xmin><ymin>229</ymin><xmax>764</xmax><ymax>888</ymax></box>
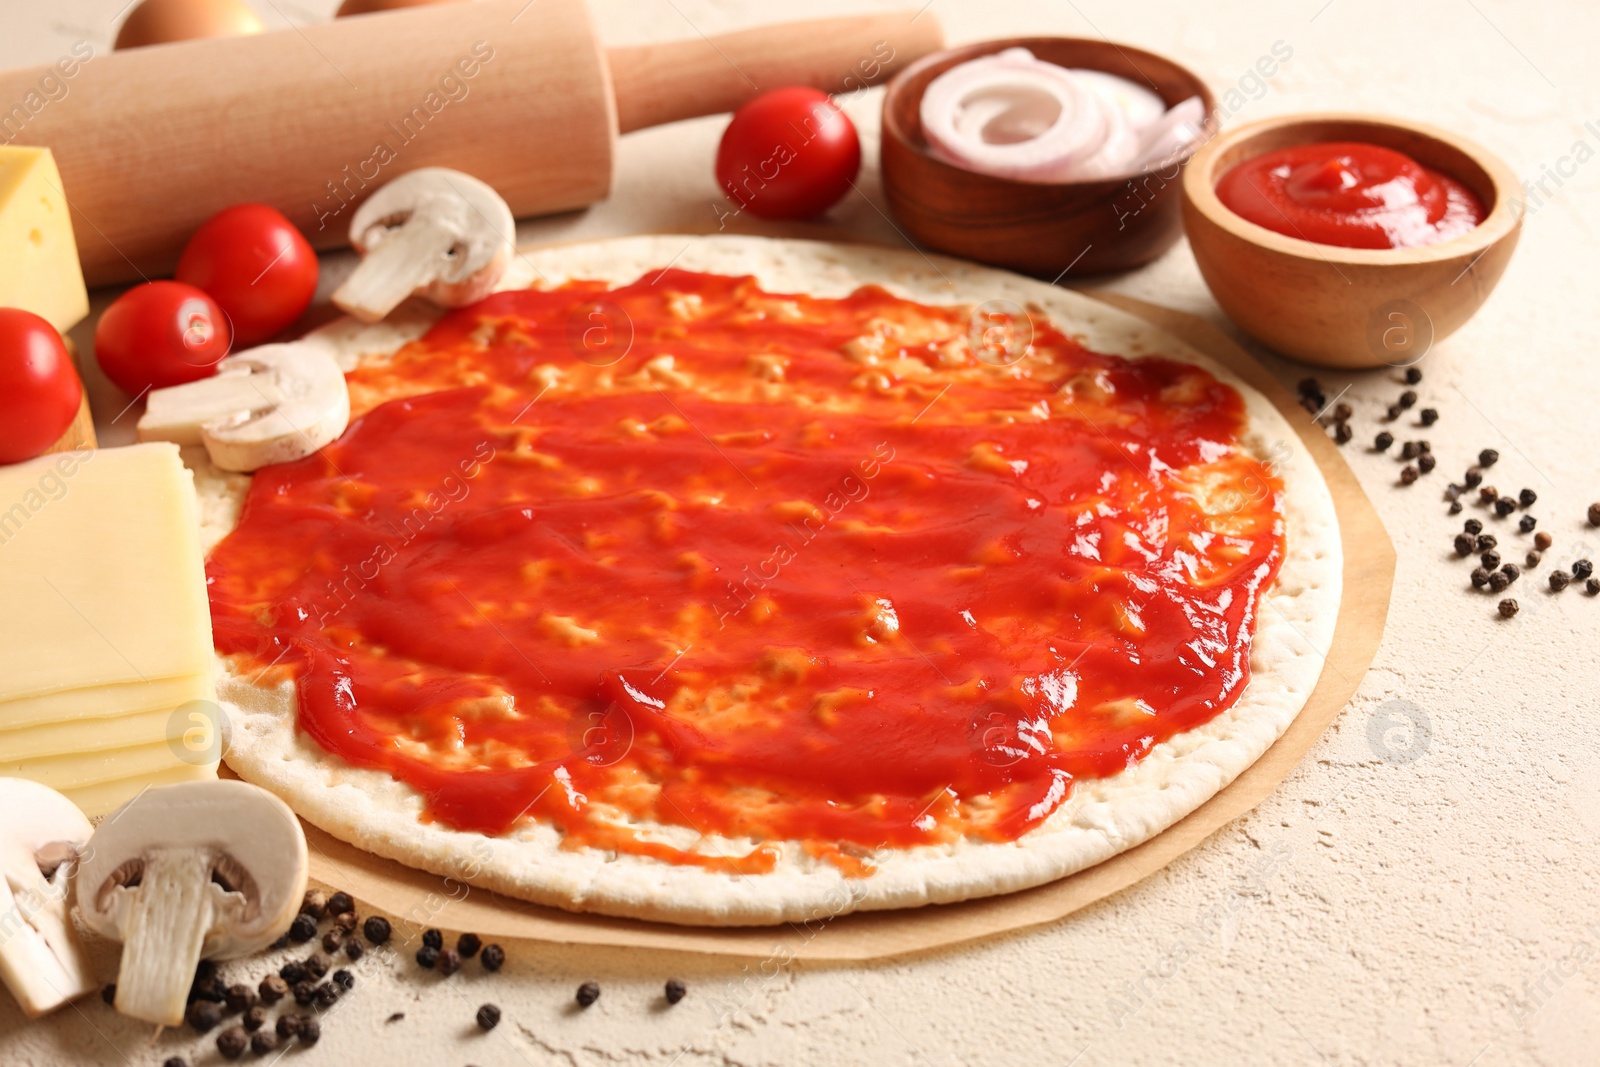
<box><xmin>291</xmin><ymin>292</ymin><xmax>1394</xmax><ymax>961</ymax></box>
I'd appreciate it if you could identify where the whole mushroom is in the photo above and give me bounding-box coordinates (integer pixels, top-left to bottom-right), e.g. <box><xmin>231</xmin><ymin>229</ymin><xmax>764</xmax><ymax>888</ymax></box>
<box><xmin>75</xmin><ymin>780</ymin><xmax>308</xmax><ymax>1026</ymax></box>
<box><xmin>0</xmin><ymin>779</ymin><xmax>97</xmax><ymax>1018</ymax></box>
<box><xmin>332</xmin><ymin>167</ymin><xmax>514</xmax><ymax>323</ymax></box>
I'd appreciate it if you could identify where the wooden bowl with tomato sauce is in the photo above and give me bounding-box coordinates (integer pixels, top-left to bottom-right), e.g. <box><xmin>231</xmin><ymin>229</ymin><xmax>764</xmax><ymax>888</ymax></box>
<box><xmin>1182</xmin><ymin>113</ymin><xmax>1523</xmax><ymax>369</ymax></box>
<box><xmin>880</xmin><ymin>37</ymin><xmax>1219</xmax><ymax>279</ymax></box>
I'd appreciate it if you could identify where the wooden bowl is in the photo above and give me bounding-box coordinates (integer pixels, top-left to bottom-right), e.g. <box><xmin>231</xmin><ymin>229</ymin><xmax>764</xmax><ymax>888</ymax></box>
<box><xmin>880</xmin><ymin>38</ymin><xmax>1218</xmax><ymax>279</ymax></box>
<box><xmin>1182</xmin><ymin>113</ymin><xmax>1523</xmax><ymax>369</ymax></box>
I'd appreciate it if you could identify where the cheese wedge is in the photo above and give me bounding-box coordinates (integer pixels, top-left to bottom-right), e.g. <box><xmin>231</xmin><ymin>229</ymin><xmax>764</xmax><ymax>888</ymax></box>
<box><xmin>0</xmin><ymin>146</ymin><xmax>89</xmax><ymax>333</ymax></box>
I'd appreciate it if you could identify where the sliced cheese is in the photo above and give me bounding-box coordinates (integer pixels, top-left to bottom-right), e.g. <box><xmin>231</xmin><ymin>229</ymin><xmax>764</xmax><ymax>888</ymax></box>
<box><xmin>63</xmin><ymin>760</ymin><xmax>218</xmax><ymax>819</ymax></box>
<box><xmin>0</xmin><ymin>146</ymin><xmax>89</xmax><ymax>332</ymax></box>
<box><xmin>0</xmin><ymin>444</ymin><xmax>214</xmax><ymax>701</ymax></box>
<box><xmin>0</xmin><ymin>707</ymin><xmax>181</xmax><ymax>761</ymax></box>
<box><xmin>0</xmin><ymin>673</ymin><xmax>212</xmax><ymax>730</ymax></box>
<box><xmin>0</xmin><ymin>738</ymin><xmax>195</xmax><ymax>793</ymax></box>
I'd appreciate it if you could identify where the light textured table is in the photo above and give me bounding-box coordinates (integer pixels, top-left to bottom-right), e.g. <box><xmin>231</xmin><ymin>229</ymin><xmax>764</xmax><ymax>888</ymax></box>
<box><xmin>4</xmin><ymin>2</ymin><xmax>1599</xmax><ymax>1064</ymax></box>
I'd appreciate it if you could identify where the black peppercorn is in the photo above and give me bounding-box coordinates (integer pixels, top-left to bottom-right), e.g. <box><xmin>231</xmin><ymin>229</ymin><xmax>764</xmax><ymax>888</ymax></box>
<box><xmin>298</xmin><ymin>1017</ymin><xmax>321</xmax><ymax>1046</ymax></box>
<box><xmin>1479</xmin><ymin>486</ymin><xmax>1499</xmax><ymax>504</ymax></box>
<box><xmin>1494</xmin><ymin>497</ymin><xmax>1516</xmax><ymax>517</ymax></box>
<box><xmin>1588</xmin><ymin>578</ymin><xmax>1600</xmax><ymax>595</ymax></box>
<box><xmin>1527</xmin><ymin>550</ymin><xmax>1542</xmax><ymax>568</ymax></box>
<box><xmin>1399</xmin><ymin>390</ymin><xmax>1417</xmax><ymax>409</ymax></box>
<box><xmin>269</xmin><ymin>935</ymin><xmax>290</xmax><ymax>951</ymax></box>
<box><xmin>191</xmin><ymin>974</ymin><xmax>227</xmax><ymax>1004</ymax></box>
<box><xmin>1333</xmin><ymin>402</ymin><xmax>1353</xmax><ymax>422</ymax></box>
<box><xmin>1454</xmin><ymin>533</ymin><xmax>1476</xmax><ymax>556</ymax></box>
<box><xmin>322</xmin><ymin>929</ymin><xmax>343</xmax><ymax>953</ymax></box>
<box><xmin>1401</xmin><ymin>465</ymin><xmax>1419</xmax><ymax>484</ymax></box>
<box><xmin>1479</xmin><ymin>448</ymin><xmax>1499</xmax><ymax>467</ymax></box>
<box><xmin>327</xmin><ymin>892</ymin><xmax>354</xmax><ymax>917</ymax></box>
<box><xmin>1464</xmin><ymin>470</ymin><xmax>1483</xmax><ymax>489</ymax></box>
<box><xmin>1375</xmin><ymin>431</ymin><xmax>1394</xmax><ymax>451</ymax></box>
<box><xmin>477</xmin><ymin>1003</ymin><xmax>502</xmax><ymax>1031</ymax></box>
<box><xmin>1574</xmin><ymin>560</ymin><xmax>1594</xmax><ymax>579</ymax></box>
<box><xmin>333</xmin><ymin>911</ymin><xmax>358</xmax><ymax>932</ymax></box>
<box><xmin>293</xmin><ymin>980</ymin><xmax>317</xmax><ymax>1006</ymax></box>
<box><xmin>1488</xmin><ymin>571</ymin><xmax>1510</xmax><ymax>593</ymax></box>
<box><xmin>101</xmin><ymin>984</ymin><xmax>116</xmax><ymax>1006</ymax></box>
<box><xmin>259</xmin><ymin>975</ymin><xmax>288</xmax><ymax>1005</ymax></box>
<box><xmin>250</xmin><ymin>1031</ymin><xmax>279</xmax><ymax>1056</ymax></box>
<box><xmin>1501</xmin><ymin>564</ymin><xmax>1520</xmax><ymax>583</ymax></box>
<box><xmin>665</xmin><ymin>978</ymin><xmax>687</xmax><ymax>1005</ymax></box>
<box><xmin>1387</xmin><ymin>404</ymin><xmax>1402</xmax><ymax>420</ymax></box>
<box><xmin>288</xmin><ymin>913</ymin><xmax>317</xmax><ymax>943</ymax></box>
<box><xmin>1446</xmin><ymin>483</ymin><xmax>1463</xmax><ymax>501</ymax></box>
<box><xmin>576</xmin><ymin>981</ymin><xmax>600</xmax><ymax>1008</ymax></box>
<box><xmin>304</xmin><ymin>953</ymin><xmax>331</xmax><ymax>980</ymax></box>
<box><xmin>457</xmin><ymin>932</ymin><xmax>482</xmax><ymax>958</ymax></box>
<box><xmin>1333</xmin><ymin>422</ymin><xmax>1353</xmax><ymax>445</ymax></box>
<box><xmin>1535</xmin><ymin>531</ymin><xmax>1553</xmax><ymax>550</ymax></box>
<box><xmin>1477</xmin><ymin>534</ymin><xmax>1497</xmax><ymax>551</ymax></box>
<box><xmin>1297</xmin><ymin>377</ymin><xmax>1321</xmax><ymax>397</ymax></box>
<box><xmin>1498</xmin><ymin>598</ymin><xmax>1519</xmax><ymax>618</ymax></box>
<box><xmin>1404</xmin><ymin>367</ymin><xmax>1422</xmax><ymax>384</ymax></box>
<box><xmin>225</xmin><ymin>983</ymin><xmax>256</xmax><ymax>1014</ymax></box>
<box><xmin>416</xmin><ymin>945</ymin><xmax>440</xmax><ymax>970</ymax></box>
<box><xmin>1470</xmin><ymin>567</ymin><xmax>1490</xmax><ymax>589</ymax></box>
<box><xmin>1419</xmin><ymin>408</ymin><xmax>1438</xmax><ymax>426</ymax></box>
<box><xmin>480</xmin><ymin>944</ymin><xmax>505</xmax><ymax>972</ymax></box>
<box><xmin>275</xmin><ymin>1014</ymin><xmax>301</xmax><ymax>1040</ymax></box>
<box><xmin>242</xmin><ymin>1005</ymin><xmax>266</xmax><ymax>1033</ymax></box>
<box><xmin>1481</xmin><ymin>551</ymin><xmax>1501</xmax><ymax>570</ymax></box>
<box><xmin>438</xmin><ymin>949</ymin><xmax>461</xmax><ymax>977</ymax></box>
<box><xmin>216</xmin><ymin>1026</ymin><xmax>248</xmax><ymax>1060</ymax></box>
<box><xmin>1464</xmin><ymin>518</ymin><xmax>1483</xmax><ymax>535</ymax></box>
<box><xmin>1418</xmin><ymin>453</ymin><xmax>1436</xmax><ymax>474</ymax></box>
<box><xmin>188</xmin><ymin>999</ymin><xmax>223</xmax><ymax>1033</ymax></box>
<box><xmin>1590</xmin><ymin>502</ymin><xmax>1600</xmax><ymax>527</ymax></box>
<box><xmin>313</xmin><ymin>982</ymin><xmax>339</xmax><ymax>1010</ymax></box>
<box><xmin>1301</xmin><ymin>396</ymin><xmax>1323</xmax><ymax>416</ymax></box>
<box><xmin>363</xmin><ymin>916</ymin><xmax>392</xmax><ymax>944</ymax></box>
<box><xmin>345</xmin><ymin>939</ymin><xmax>365</xmax><ymax>962</ymax></box>
<box><xmin>1518</xmin><ymin>488</ymin><xmax>1536</xmax><ymax>508</ymax></box>
<box><xmin>1449</xmin><ymin>501</ymin><xmax>1463</xmax><ymax>514</ymax></box>
<box><xmin>422</xmin><ymin>928</ymin><xmax>444</xmax><ymax>951</ymax></box>
<box><xmin>333</xmin><ymin>969</ymin><xmax>354</xmax><ymax>991</ymax></box>
<box><xmin>1401</xmin><ymin>441</ymin><xmax>1419</xmax><ymax>460</ymax></box>
<box><xmin>1551</xmin><ymin>571</ymin><xmax>1571</xmax><ymax>591</ymax></box>
<box><xmin>301</xmin><ymin>890</ymin><xmax>328</xmax><ymax>920</ymax></box>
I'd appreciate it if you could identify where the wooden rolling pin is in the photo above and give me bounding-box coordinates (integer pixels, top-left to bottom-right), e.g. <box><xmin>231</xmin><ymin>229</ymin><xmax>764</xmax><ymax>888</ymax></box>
<box><xmin>0</xmin><ymin>0</ymin><xmax>942</xmax><ymax>287</ymax></box>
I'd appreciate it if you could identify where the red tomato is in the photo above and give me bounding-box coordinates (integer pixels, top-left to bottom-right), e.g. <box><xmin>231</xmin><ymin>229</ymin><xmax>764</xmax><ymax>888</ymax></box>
<box><xmin>0</xmin><ymin>309</ymin><xmax>83</xmax><ymax>465</ymax></box>
<box><xmin>95</xmin><ymin>281</ymin><xmax>232</xmax><ymax>396</ymax></box>
<box><xmin>176</xmin><ymin>204</ymin><xmax>318</xmax><ymax>347</ymax></box>
<box><xmin>716</xmin><ymin>87</ymin><xmax>860</xmax><ymax>219</ymax></box>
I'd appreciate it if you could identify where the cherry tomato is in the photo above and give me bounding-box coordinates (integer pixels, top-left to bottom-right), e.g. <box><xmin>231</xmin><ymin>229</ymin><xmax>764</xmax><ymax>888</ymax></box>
<box><xmin>715</xmin><ymin>87</ymin><xmax>860</xmax><ymax>220</ymax></box>
<box><xmin>95</xmin><ymin>281</ymin><xmax>232</xmax><ymax>396</ymax></box>
<box><xmin>176</xmin><ymin>204</ymin><xmax>318</xmax><ymax>347</ymax></box>
<box><xmin>0</xmin><ymin>309</ymin><xmax>83</xmax><ymax>465</ymax></box>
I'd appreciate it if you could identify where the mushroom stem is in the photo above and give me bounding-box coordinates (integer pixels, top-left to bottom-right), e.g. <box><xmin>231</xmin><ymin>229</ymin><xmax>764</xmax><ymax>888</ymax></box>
<box><xmin>332</xmin><ymin>215</ymin><xmax>460</xmax><ymax>324</ymax></box>
<box><xmin>111</xmin><ymin>849</ymin><xmax>218</xmax><ymax>1026</ymax></box>
<box><xmin>0</xmin><ymin>852</ymin><xmax>95</xmax><ymax>1018</ymax></box>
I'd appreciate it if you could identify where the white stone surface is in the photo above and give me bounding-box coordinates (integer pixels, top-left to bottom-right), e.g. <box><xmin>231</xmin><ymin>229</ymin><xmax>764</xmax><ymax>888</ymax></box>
<box><xmin>3</xmin><ymin>1</ymin><xmax>1599</xmax><ymax>1064</ymax></box>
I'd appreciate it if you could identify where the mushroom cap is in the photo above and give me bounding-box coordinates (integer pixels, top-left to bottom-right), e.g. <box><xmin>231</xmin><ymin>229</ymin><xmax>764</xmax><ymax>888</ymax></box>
<box><xmin>347</xmin><ymin>167</ymin><xmax>514</xmax><ymax>285</ymax></box>
<box><xmin>76</xmin><ymin>780</ymin><xmax>308</xmax><ymax>959</ymax></box>
<box><xmin>200</xmin><ymin>343</ymin><xmax>351</xmax><ymax>471</ymax></box>
<box><xmin>0</xmin><ymin>778</ymin><xmax>92</xmax><ymax>875</ymax></box>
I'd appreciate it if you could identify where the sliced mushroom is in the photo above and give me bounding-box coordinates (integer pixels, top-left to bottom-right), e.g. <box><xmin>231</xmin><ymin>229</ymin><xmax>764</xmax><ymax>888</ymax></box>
<box><xmin>0</xmin><ymin>779</ymin><xmax>97</xmax><ymax>1019</ymax></box>
<box><xmin>332</xmin><ymin>167</ymin><xmax>514</xmax><ymax>324</ymax></box>
<box><xmin>136</xmin><ymin>342</ymin><xmax>350</xmax><ymax>472</ymax></box>
<box><xmin>75</xmin><ymin>780</ymin><xmax>307</xmax><ymax>1026</ymax></box>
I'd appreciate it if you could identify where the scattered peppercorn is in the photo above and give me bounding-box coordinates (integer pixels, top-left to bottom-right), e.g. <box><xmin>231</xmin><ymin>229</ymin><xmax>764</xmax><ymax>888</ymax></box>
<box><xmin>269</xmin><ymin>935</ymin><xmax>290</xmax><ymax>951</ymax></box>
<box><xmin>1488</xmin><ymin>571</ymin><xmax>1510</xmax><ymax>594</ymax></box>
<box><xmin>1535</xmin><ymin>531</ymin><xmax>1553</xmax><ymax>550</ymax></box>
<box><xmin>304</xmin><ymin>953</ymin><xmax>331</xmax><ymax>980</ymax></box>
<box><xmin>242</xmin><ymin>1006</ymin><xmax>266</xmax><ymax>1032</ymax></box>
<box><xmin>1447</xmin><ymin>483</ymin><xmax>1463</xmax><ymax>501</ymax></box>
<box><xmin>225</xmin><ymin>983</ymin><xmax>256</xmax><ymax>1013</ymax></box>
<box><xmin>363</xmin><ymin>916</ymin><xmax>392</xmax><ymax>944</ymax></box>
<box><xmin>1527</xmin><ymin>551</ymin><xmax>1542</xmax><ymax>568</ymax></box>
<box><xmin>101</xmin><ymin>984</ymin><xmax>116</xmax><ymax>1006</ymax></box>
<box><xmin>1518</xmin><ymin>515</ymin><xmax>1536</xmax><ymax>533</ymax></box>
<box><xmin>576</xmin><ymin>981</ymin><xmax>601</xmax><ymax>1008</ymax></box>
<box><xmin>313</xmin><ymin>982</ymin><xmax>340</xmax><ymax>1010</ymax></box>
<box><xmin>1301</xmin><ymin>396</ymin><xmax>1322</xmax><ymax>416</ymax></box>
<box><xmin>1454</xmin><ymin>533</ymin><xmax>1476</xmax><ymax>556</ymax></box>
<box><xmin>281</xmin><ymin>959</ymin><xmax>309</xmax><ymax>982</ymax></box>
<box><xmin>1418</xmin><ymin>453</ymin><xmax>1436</xmax><ymax>474</ymax></box>
<box><xmin>1333</xmin><ymin>402</ymin><xmax>1353</xmax><ymax>422</ymax></box>
<box><xmin>333</xmin><ymin>911</ymin><xmax>358</xmax><ymax>932</ymax></box>
<box><xmin>293</xmin><ymin>980</ymin><xmax>317</xmax><ymax>1007</ymax></box>
<box><xmin>1588</xmin><ymin>578</ymin><xmax>1600</xmax><ymax>596</ymax></box>
<box><xmin>1479</xmin><ymin>448</ymin><xmax>1499</xmax><ymax>467</ymax></box>
<box><xmin>457</xmin><ymin>933</ymin><xmax>482</xmax><ymax>958</ymax></box>
<box><xmin>298</xmin><ymin>1017</ymin><xmax>321</xmax><ymax>1046</ymax></box>
<box><xmin>1417</xmin><ymin>440</ymin><xmax>1431</xmax><ymax>454</ymax></box>
<box><xmin>276</xmin><ymin>1014</ymin><xmax>301</xmax><ymax>1040</ymax></box>
<box><xmin>480</xmin><ymin>944</ymin><xmax>505</xmax><ymax>972</ymax></box>
<box><xmin>258</xmin><ymin>975</ymin><xmax>288</xmax><ymax>1005</ymax></box>
<box><xmin>1401</xmin><ymin>441</ymin><xmax>1420</xmax><ymax>460</ymax></box>
<box><xmin>250</xmin><ymin>1030</ymin><xmax>279</xmax><ymax>1056</ymax></box>
<box><xmin>288</xmin><ymin>913</ymin><xmax>317</xmax><ymax>943</ymax></box>
<box><xmin>416</xmin><ymin>945</ymin><xmax>440</xmax><ymax>970</ymax></box>
<box><xmin>1518</xmin><ymin>488</ymin><xmax>1536</xmax><ymax>508</ymax></box>
<box><xmin>333</xmin><ymin>969</ymin><xmax>355</xmax><ymax>991</ymax></box>
<box><xmin>326</xmin><ymin>891</ymin><xmax>354</xmax><ymax>916</ymax></box>
<box><xmin>1590</xmin><ymin>502</ymin><xmax>1600</xmax><ymax>526</ymax></box>
<box><xmin>1333</xmin><ymin>422</ymin><xmax>1353</xmax><ymax>445</ymax></box>
<box><xmin>1498</xmin><ymin>598</ymin><xmax>1519</xmax><ymax>618</ymax></box>
<box><xmin>1464</xmin><ymin>470</ymin><xmax>1483</xmax><ymax>489</ymax></box>
<box><xmin>1404</xmin><ymin>367</ymin><xmax>1422</xmax><ymax>384</ymax></box>
<box><xmin>216</xmin><ymin>1026</ymin><xmax>248</xmax><ymax>1060</ymax></box>
<box><xmin>1481</xmin><ymin>551</ymin><xmax>1501</xmax><ymax>570</ymax></box>
<box><xmin>386</xmin><ymin>1012</ymin><xmax>406</xmax><ymax>1024</ymax></box>
<box><xmin>301</xmin><ymin>890</ymin><xmax>328</xmax><ymax>920</ymax></box>
<box><xmin>1419</xmin><ymin>408</ymin><xmax>1438</xmax><ymax>426</ymax></box>
<box><xmin>1401</xmin><ymin>465</ymin><xmax>1419</xmax><ymax>484</ymax></box>
<box><xmin>1479</xmin><ymin>485</ymin><xmax>1498</xmax><ymax>503</ymax></box>
<box><xmin>437</xmin><ymin>949</ymin><xmax>462</xmax><ymax>977</ymax></box>
<box><xmin>322</xmin><ymin>929</ymin><xmax>344</xmax><ymax>953</ymax></box>
<box><xmin>1501</xmin><ymin>564</ymin><xmax>1520</xmax><ymax>583</ymax></box>
<box><xmin>1470</xmin><ymin>567</ymin><xmax>1490</xmax><ymax>589</ymax></box>
<box><xmin>1477</xmin><ymin>534</ymin><xmax>1497</xmax><ymax>551</ymax></box>
<box><xmin>476</xmin><ymin>1003</ymin><xmax>502</xmax><ymax>1031</ymax></box>
<box><xmin>1399</xmin><ymin>390</ymin><xmax>1417</xmax><ymax>409</ymax></box>
<box><xmin>422</xmin><ymin>928</ymin><xmax>444</xmax><ymax>951</ymax></box>
<box><xmin>345</xmin><ymin>940</ymin><xmax>365</xmax><ymax>962</ymax></box>
<box><xmin>191</xmin><ymin>973</ymin><xmax>227</xmax><ymax>1004</ymax></box>
<box><xmin>1464</xmin><ymin>518</ymin><xmax>1483</xmax><ymax>535</ymax></box>
<box><xmin>1374</xmin><ymin>431</ymin><xmax>1394</xmax><ymax>451</ymax></box>
<box><xmin>1494</xmin><ymin>497</ymin><xmax>1516</xmax><ymax>517</ymax></box>
<box><xmin>1297</xmin><ymin>377</ymin><xmax>1321</xmax><ymax>397</ymax></box>
<box><xmin>665</xmin><ymin>979</ymin><xmax>687</xmax><ymax>1005</ymax></box>
<box><xmin>1551</xmin><ymin>571</ymin><xmax>1571</xmax><ymax>591</ymax></box>
<box><xmin>1575</xmin><ymin>560</ymin><xmax>1594</xmax><ymax>579</ymax></box>
<box><xmin>1387</xmin><ymin>404</ymin><xmax>1402</xmax><ymax>421</ymax></box>
<box><xmin>1449</xmin><ymin>501</ymin><xmax>1463</xmax><ymax>514</ymax></box>
<box><xmin>187</xmin><ymin>999</ymin><xmax>223</xmax><ymax>1033</ymax></box>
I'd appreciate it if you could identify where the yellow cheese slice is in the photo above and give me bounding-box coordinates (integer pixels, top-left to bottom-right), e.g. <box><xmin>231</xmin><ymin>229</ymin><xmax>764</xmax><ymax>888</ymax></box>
<box><xmin>0</xmin><ymin>673</ymin><xmax>213</xmax><ymax>730</ymax></box>
<box><xmin>0</xmin><ymin>146</ymin><xmax>89</xmax><ymax>333</ymax></box>
<box><xmin>0</xmin><ymin>444</ymin><xmax>214</xmax><ymax>701</ymax></box>
<box><xmin>0</xmin><ymin>707</ymin><xmax>181</xmax><ymax>761</ymax></box>
<box><xmin>64</xmin><ymin>761</ymin><xmax>219</xmax><ymax>820</ymax></box>
<box><xmin>0</xmin><ymin>738</ymin><xmax>204</xmax><ymax>792</ymax></box>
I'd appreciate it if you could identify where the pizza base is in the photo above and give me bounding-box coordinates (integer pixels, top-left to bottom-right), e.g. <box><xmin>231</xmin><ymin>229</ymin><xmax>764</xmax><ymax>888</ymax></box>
<box><xmin>205</xmin><ymin>235</ymin><xmax>1342</xmax><ymax>926</ymax></box>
